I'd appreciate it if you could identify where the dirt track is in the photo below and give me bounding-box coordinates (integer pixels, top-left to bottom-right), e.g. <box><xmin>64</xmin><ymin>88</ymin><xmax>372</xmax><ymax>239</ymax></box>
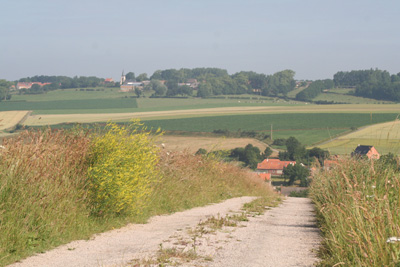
<box><xmin>10</xmin><ymin>197</ymin><xmax>320</xmax><ymax>267</ymax></box>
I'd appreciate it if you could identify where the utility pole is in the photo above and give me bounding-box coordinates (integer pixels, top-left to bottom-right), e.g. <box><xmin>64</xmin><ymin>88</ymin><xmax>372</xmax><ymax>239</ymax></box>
<box><xmin>271</xmin><ymin>124</ymin><xmax>273</xmax><ymax>141</ymax></box>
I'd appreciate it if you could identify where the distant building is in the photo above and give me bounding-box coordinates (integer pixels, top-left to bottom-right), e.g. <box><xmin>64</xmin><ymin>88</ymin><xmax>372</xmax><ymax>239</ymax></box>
<box><xmin>351</xmin><ymin>145</ymin><xmax>380</xmax><ymax>160</ymax></box>
<box><xmin>256</xmin><ymin>158</ymin><xmax>296</xmax><ymax>176</ymax></box>
<box><xmin>16</xmin><ymin>82</ymin><xmax>51</xmax><ymax>90</ymax></box>
<box><xmin>104</xmin><ymin>78</ymin><xmax>114</xmax><ymax>83</ymax></box>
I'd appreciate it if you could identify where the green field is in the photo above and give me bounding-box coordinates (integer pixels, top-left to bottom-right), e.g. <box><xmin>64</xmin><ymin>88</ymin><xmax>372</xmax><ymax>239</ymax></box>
<box><xmin>0</xmin><ymin>98</ymin><xmax>138</xmax><ymax>112</ymax></box>
<box><xmin>142</xmin><ymin>113</ymin><xmax>399</xmax><ymax>146</ymax></box>
<box><xmin>313</xmin><ymin>93</ymin><xmax>392</xmax><ymax>104</ymax></box>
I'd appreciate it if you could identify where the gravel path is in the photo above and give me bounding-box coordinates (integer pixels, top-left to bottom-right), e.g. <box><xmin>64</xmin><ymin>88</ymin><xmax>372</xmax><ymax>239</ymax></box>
<box><xmin>10</xmin><ymin>197</ymin><xmax>320</xmax><ymax>267</ymax></box>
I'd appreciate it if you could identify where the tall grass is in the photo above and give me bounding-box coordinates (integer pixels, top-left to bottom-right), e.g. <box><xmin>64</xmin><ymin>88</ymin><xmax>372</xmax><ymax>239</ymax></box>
<box><xmin>0</xmin><ymin>129</ymin><xmax>92</xmax><ymax>264</ymax></box>
<box><xmin>147</xmin><ymin>151</ymin><xmax>276</xmax><ymax>215</ymax></box>
<box><xmin>0</xmin><ymin>124</ymin><xmax>279</xmax><ymax>266</ymax></box>
<box><xmin>311</xmin><ymin>158</ymin><xmax>400</xmax><ymax>266</ymax></box>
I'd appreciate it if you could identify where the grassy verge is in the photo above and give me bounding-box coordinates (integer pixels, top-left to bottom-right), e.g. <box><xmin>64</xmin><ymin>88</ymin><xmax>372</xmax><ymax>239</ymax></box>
<box><xmin>310</xmin><ymin>158</ymin><xmax>400</xmax><ymax>266</ymax></box>
<box><xmin>0</xmin><ymin>126</ymin><xmax>278</xmax><ymax>266</ymax></box>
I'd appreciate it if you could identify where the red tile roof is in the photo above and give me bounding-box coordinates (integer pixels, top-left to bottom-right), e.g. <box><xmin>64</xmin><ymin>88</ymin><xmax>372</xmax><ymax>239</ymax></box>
<box><xmin>257</xmin><ymin>159</ymin><xmax>296</xmax><ymax>171</ymax></box>
<box><xmin>258</xmin><ymin>173</ymin><xmax>271</xmax><ymax>181</ymax></box>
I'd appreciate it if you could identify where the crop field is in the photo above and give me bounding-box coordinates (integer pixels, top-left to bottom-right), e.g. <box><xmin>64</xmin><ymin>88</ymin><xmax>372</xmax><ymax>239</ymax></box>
<box><xmin>142</xmin><ymin>113</ymin><xmax>399</xmax><ymax>146</ymax></box>
<box><xmin>0</xmin><ymin>98</ymin><xmax>138</xmax><ymax>113</ymax></box>
<box><xmin>319</xmin><ymin>119</ymin><xmax>400</xmax><ymax>155</ymax></box>
<box><xmin>158</xmin><ymin>136</ymin><xmax>270</xmax><ymax>154</ymax></box>
<box><xmin>11</xmin><ymin>88</ymin><xmax>127</xmax><ymax>101</ymax></box>
<box><xmin>313</xmin><ymin>93</ymin><xmax>392</xmax><ymax>104</ymax></box>
<box><xmin>0</xmin><ymin>111</ymin><xmax>30</xmax><ymax>131</ymax></box>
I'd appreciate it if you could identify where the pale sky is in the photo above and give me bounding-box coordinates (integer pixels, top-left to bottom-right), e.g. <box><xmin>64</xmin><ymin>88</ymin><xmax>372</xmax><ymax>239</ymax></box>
<box><xmin>1</xmin><ymin>0</ymin><xmax>399</xmax><ymax>81</ymax></box>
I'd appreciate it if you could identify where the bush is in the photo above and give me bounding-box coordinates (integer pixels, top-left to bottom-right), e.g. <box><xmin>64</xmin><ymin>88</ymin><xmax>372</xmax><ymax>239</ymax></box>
<box><xmin>87</xmin><ymin>121</ymin><xmax>162</xmax><ymax>216</ymax></box>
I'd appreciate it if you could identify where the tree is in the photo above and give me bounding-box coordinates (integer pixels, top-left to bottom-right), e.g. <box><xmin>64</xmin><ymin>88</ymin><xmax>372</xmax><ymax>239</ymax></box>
<box><xmin>125</xmin><ymin>72</ymin><xmax>135</xmax><ymax>81</ymax></box>
<box><xmin>262</xmin><ymin>147</ymin><xmax>273</xmax><ymax>159</ymax></box>
<box><xmin>285</xmin><ymin>136</ymin><xmax>306</xmax><ymax>161</ymax></box>
<box><xmin>0</xmin><ymin>79</ymin><xmax>12</xmax><ymax>101</ymax></box>
<box><xmin>230</xmin><ymin>144</ymin><xmax>263</xmax><ymax>169</ymax></box>
<box><xmin>136</xmin><ymin>73</ymin><xmax>148</xmax><ymax>82</ymax></box>
<box><xmin>134</xmin><ymin>87</ymin><xmax>142</xmax><ymax>98</ymax></box>
<box><xmin>307</xmin><ymin>147</ymin><xmax>329</xmax><ymax>166</ymax></box>
<box><xmin>283</xmin><ymin>163</ymin><xmax>310</xmax><ymax>186</ymax></box>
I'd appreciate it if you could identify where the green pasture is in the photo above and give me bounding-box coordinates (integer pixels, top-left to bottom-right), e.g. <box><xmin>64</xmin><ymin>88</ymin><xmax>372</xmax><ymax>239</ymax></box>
<box><xmin>142</xmin><ymin>113</ymin><xmax>398</xmax><ymax>146</ymax></box>
<box><xmin>11</xmin><ymin>88</ymin><xmax>129</xmax><ymax>101</ymax></box>
<box><xmin>313</xmin><ymin>93</ymin><xmax>392</xmax><ymax>104</ymax></box>
<box><xmin>0</xmin><ymin>98</ymin><xmax>138</xmax><ymax>112</ymax></box>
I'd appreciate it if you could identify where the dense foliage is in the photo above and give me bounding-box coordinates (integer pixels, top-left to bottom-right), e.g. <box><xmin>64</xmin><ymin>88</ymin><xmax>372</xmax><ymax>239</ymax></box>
<box><xmin>333</xmin><ymin>69</ymin><xmax>400</xmax><ymax>101</ymax></box>
<box><xmin>295</xmin><ymin>79</ymin><xmax>334</xmax><ymax>101</ymax></box>
<box><xmin>278</xmin><ymin>136</ymin><xmax>329</xmax><ymax>164</ymax></box>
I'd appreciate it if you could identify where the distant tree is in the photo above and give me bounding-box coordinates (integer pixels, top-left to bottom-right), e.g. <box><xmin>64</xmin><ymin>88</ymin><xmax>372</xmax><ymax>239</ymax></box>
<box><xmin>307</xmin><ymin>147</ymin><xmax>330</xmax><ymax>166</ymax></box>
<box><xmin>134</xmin><ymin>87</ymin><xmax>142</xmax><ymax>98</ymax></box>
<box><xmin>125</xmin><ymin>72</ymin><xmax>135</xmax><ymax>81</ymax></box>
<box><xmin>136</xmin><ymin>73</ymin><xmax>148</xmax><ymax>82</ymax></box>
<box><xmin>0</xmin><ymin>79</ymin><xmax>12</xmax><ymax>101</ymax></box>
<box><xmin>230</xmin><ymin>144</ymin><xmax>263</xmax><ymax>169</ymax></box>
<box><xmin>197</xmin><ymin>83</ymin><xmax>212</xmax><ymax>98</ymax></box>
<box><xmin>262</xmin><ymin>147</ymin><xmax>273</xmax><ymax>159</ymax></box>
<box><xmin>283</xmin><ymin>163</ymin><xmax>310</xmax><ymax>186</ymax></box>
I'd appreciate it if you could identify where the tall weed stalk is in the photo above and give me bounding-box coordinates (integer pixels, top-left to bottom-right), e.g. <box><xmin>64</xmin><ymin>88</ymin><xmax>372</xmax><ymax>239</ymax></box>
<box><xmin>311</xmin><ymin>158</ymin><xmax>400</xmax><ymax>266</ymax></box>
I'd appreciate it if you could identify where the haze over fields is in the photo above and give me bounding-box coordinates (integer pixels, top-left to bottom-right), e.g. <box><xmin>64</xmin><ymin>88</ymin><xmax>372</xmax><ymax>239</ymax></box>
<box><xmin>1</xmin><ymin>0</ymin><xmax>400</xmax><ymax>81</ymax></box>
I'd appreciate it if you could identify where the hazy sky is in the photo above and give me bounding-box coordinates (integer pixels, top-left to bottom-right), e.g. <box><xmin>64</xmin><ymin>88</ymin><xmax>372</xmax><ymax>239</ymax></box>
<box><xmin>1</xmin><ymin>0</ymin><xmax>399</xmax><ymax>81</ymax></box>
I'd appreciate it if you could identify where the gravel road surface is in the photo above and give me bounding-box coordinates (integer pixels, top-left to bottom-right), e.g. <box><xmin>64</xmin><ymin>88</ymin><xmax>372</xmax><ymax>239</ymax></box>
<box><xmin>10</xmin><ymin>197</ymin><xmax>320</xmax><ymax>267</ymax></box>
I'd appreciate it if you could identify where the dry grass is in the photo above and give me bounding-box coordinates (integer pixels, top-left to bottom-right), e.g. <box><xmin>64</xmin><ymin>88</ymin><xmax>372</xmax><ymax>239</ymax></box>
<box><xmin>0</xmin><ymin>111</ymin><xmax>30</xmax><ymax>131</ymax></box>
<box><xmin>311</xmin><ymin>158</ymin><xmax>400</xmax><ymax>266</ymax></box>
<box><xmin>158</xmin><ymin>135</ymin><xmax>269</xmax><ymax>154</ymax></box>
<box><xmin>320</xmin><ymin>119</ymin><xmax>400</xmax><ymax>154</ymax></box>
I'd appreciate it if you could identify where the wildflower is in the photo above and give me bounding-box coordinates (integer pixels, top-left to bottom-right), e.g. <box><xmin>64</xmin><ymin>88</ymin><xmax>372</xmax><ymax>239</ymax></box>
<box><xmin>371</xmin><ymin>185</ymin><xmax>376</xmax><ymax>189</ymax></box>
<box><xmin>366</xmin><ymin>195</ymin><xmax>374</xmax><ymax>198</ymax></box>
<box><xmin>386</xmin><ymin>237</ymin><xmax>400</xmax><ymax>243</ymax></box>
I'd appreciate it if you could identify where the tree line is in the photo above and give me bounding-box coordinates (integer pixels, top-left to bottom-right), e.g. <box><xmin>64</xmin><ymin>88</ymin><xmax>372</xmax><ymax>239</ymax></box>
<box><xmin>333</xmin><ymin>69</ymin><xmax>400</xmax><ymax>101</ymax></box>
<box><xmin>126</xmin><ymin>68</ymin><xmax>296</xmax><ymax>98</ymax></box>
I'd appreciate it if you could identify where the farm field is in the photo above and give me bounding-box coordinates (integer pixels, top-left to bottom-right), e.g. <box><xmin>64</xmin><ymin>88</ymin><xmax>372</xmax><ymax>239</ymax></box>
<box><xmin>143</xmin><ymin>113</ymin><xmax>398</xmax><ymax>146</ymax></box>
<box><xmin>313</xmin><ymin>92</ymin><xmax>392</xmax><ymax>104</ymax></box>
<box><xmin>319</xmin><ymin>119</ymin><xmax>400</xmax><ymax>155</ymax></box>
<box><xmin>0</xmin><ymin>98</ymin><xmax>138</xmax><ymax>112</ymax></box>
<box><xmin>0</xmin><ymin>111</ymin><xmax>30</xmax><ymax>131</ymax></box>
<box><xmin>158</xmin><ymin>136</ymin><xmax>270</xmax><ymax>154</ymax></box>
<box><xmin>23</xmin><ymin>104</ymin><xmax>400</xmax><ymax>127</ymax></box>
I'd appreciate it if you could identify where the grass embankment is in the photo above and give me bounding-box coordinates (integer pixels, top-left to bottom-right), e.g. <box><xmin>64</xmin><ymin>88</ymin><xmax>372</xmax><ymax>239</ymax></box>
<box><xmin>311</xmin><ymin>158</ymin><xmax>400</xmax><ymax>266</ymax></box>
<box><xmin>0</xmin><ymin>123</ymin><xmax>278</xmax><ymax>266</ymax></box>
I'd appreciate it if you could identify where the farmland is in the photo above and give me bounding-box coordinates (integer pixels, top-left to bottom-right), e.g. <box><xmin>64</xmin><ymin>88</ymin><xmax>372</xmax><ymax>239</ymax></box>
<box><xmin>142</xmin><ymin>113</ymin><xmax>398</xmax><ymax>146</ymax></box>
<box><xmin>0</xmin><ymin>111</ymin><xmax>30</xmax><ymax>131</ymax></box>
<box><xmin>158</xmin><ymin>136</ymin><xmax>269</xmax><ymax>154</ymax></box>
<box><xmin>319</xmin><ymin>119</ymin><xmax>400</xmax><ymax>154</ymax></box>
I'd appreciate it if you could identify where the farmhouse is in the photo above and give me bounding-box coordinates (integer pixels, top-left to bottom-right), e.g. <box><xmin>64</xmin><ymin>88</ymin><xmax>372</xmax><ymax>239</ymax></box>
<box><xmin>256</xmin><ymin>158</ymin><xmax>296</xmax><ymax>176</ymax></box>
<box><xmin>16</xmin><ymin>82</ymin><xmax>51</xmax><ymax>90</ymax></box>
<box><xmin>351</xmin><ymin>145</ymin><xmax>380</xmax><ymax>160</ymax></box>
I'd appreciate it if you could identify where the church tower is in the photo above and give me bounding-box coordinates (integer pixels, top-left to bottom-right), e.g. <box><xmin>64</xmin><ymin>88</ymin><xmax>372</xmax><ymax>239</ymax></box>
<box><xmin>120</xmin><ymin>70</ymin><xmax>126</xmax><ymax>85</ymax></box>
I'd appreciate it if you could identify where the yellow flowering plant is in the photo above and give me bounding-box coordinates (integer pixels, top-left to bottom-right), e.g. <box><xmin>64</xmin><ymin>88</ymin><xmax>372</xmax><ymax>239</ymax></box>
<box><xmin>87</xmin><ymin>120</ymin><xmax>162</xmax><ymax>216</ymax></box>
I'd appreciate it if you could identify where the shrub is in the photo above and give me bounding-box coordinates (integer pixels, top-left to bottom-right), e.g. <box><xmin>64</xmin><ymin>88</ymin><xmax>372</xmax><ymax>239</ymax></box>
<box><xmin>87</xmin><ymin>120</ymin><xmax>162</xmax><ymax>216</ymax></box>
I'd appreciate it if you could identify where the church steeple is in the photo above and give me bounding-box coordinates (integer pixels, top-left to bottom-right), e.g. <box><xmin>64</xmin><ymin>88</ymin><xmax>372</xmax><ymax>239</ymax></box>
<box><xmin>120</xmin><ymin>70</ymin><xmax>126</xmax><ymax>85</ymax></box>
